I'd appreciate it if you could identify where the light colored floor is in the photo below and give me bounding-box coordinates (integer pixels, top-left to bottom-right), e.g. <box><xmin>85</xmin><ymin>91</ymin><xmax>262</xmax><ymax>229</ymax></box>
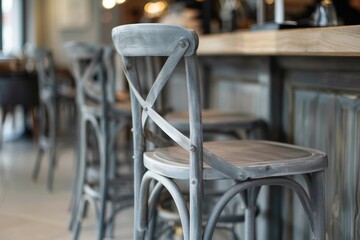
<box><xmin>0</xmin><ymin>104</ymin><xmax>249</xmax><ymax>240</ymax></box>
<box><xmin>0</xmin><ymin>139</ymin><xmax>243</xmax><ymax>240</ymax></box>
<box><xmin>0</xmin><ymin>138</ymin><xmax>133</xmax><ymax>240</ymax></box>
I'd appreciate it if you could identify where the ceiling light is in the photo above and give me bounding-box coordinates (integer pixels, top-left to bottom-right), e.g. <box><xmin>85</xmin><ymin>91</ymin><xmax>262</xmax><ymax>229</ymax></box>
<box><xmin>144</xmin><ymin>1</ymin><xmax>168</xmax><ymax>18</ymax></box>
<box><xmin>102</xmin><ymin>0</ymin><xmax>116</xmax><ymax>9</ymax></box>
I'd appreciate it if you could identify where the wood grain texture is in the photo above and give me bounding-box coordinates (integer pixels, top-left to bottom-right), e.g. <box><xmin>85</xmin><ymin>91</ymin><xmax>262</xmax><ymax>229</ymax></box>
<box><xmin>144</xmin><ymin>140</ymin><xmax>326</xmax><ymax>180</ymax></box>
<box><xmin>284</xmin><ymin>69</ymin><xmax>360</xmax><ymax>240</ymax></box>
<box><xmin>198</xmin><ymin>25</ymin><xmax>360</xmax><ymax>56</ymax></box>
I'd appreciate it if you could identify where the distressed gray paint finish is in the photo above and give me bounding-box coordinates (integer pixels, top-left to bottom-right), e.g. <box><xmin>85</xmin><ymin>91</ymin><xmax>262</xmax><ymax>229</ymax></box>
<box><xmin>286</xmin><ymin>86</ymin><xmax>360</xmax><ymax>240</ymax></box>
<box><xmin>112</xmin><ymin>24</ymin><xmax>198</xmax><ymax>57</ymax></box>
<box><xmin>65</xmin><ymin>42</ymin><xmax>133</xmax><ymax>240</ymax></box>
<box><xmin>112</xmin><ymin>24</ymin><xmax>327</xmax><ymax>240</ymax></box>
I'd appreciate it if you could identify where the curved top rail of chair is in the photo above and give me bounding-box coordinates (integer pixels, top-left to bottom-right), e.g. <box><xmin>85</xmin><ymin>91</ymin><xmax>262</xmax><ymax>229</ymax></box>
<box><xmin>64</xmin><ymin>42</ymin><xmax>101</xmax><ymax>60</ymax></box>
<box><xmin>112</xmin><ymin>24</ymin><xmax>199</xmax><ymax>57</ymax></box>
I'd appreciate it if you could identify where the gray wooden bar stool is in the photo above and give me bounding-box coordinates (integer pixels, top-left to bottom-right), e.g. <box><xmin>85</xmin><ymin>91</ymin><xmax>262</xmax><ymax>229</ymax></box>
<box><xmin>28</xmin><ymin>48</ymin><xmax>75</xmax><ymax>191</ymax></box>
<box><xmin>64</xmin><ymin>42</ymin><xmax>133</xmax><ymax>240</ymax></box>
<box><xmin>112</xmin><ymin>23</ymin><xmax>327</xmax><ymax>240</ymax></box>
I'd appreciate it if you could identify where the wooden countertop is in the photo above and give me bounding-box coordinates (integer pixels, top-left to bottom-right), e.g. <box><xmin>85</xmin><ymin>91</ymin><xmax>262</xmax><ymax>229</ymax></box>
<box><xmin>197</xmin><ymin>25</ymin><xmax>360</xmax><ymax>57</ymax></box>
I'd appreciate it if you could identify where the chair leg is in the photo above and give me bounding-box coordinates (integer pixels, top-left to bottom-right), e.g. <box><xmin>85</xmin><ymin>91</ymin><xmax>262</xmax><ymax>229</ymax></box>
<box><xmin>47</xmin><ymin>102</ymin><xmax>57</xmax><ymax>191</ymax></box>
<box><xmin>47</xmin><ymin>148</ymin><xmax>56</xmax><ymax>191</ymax></box>
<box><xmin>68</xmin><ymin>108</ymin><xmax>81</xmax><ymax>215</ymax></box>
<box><xmin>147</xmin><ymin>182</ymin><xmax>165</xmax><ymax>240</ymax></box>
<box><xmin>33</xmin><ymin>148</ymin><xmax>44</xmax><ymax>181</ymax></box>
<box><xmin>68</xmin><ymin>172</ymin><xmax>83</xmax><ymax>231</ymax></box>
<box><xmin>33</xmin><ymin>104</ymin><xmax>45</xmax><ymax>181</ymax></box>
<box><xmin>73</xmin><ymin>196</ymin><xmax>86</xmax><ymax>240</ymax></box>
<box><xmin>106</xmin><ymin>121</ymin><xmax>117</xmax><ymax>238</ymax></box>
<box><xmin>31</xmin><ymin>107</ymin><xmax>39</xmax><ymax>143</ymax></box>
<box><xmin>311</xmin><ymin>171</ymin><xmax>325</xmax><ymax>240</ymax></box>
<box><xmin>68</xmin><ymin>147</ymin><xmax>80</xmax><ymax>213</ymax></box>
<box><xmin>147</xmin><ymin>211</ymin><xmax>158</xmax><ymax>240</ymax></box>
<box><xmin>106</xmin><ymin>170</ymin><xmax>116</xmax><ymax>238</ymax></box>
<box><xmin>69</xmin><ymin>116</ymin><xmax>87</xmax><ymax>231</ymax></box>
<box><xmin>97</xmin><ymin>116</ymin><xmax>109</xmax><ymax>240</ymax></box>
<box><xmin>97</xmin><ymin>188</ymin><xmax>108</xmax><ymax>239</ymax></box>
<box><xmin>135</xmin><ymin>229</ymin><xmax>146</xmax><ymax>240</ymax></box>
<box><xmin>244</xmin><ymin>187</ymin><xmax>261</xmax><ymax>240</ymax></box>
<box><xmin>97</xmin><ymin>196</ymin><xmax>107</xmax><ymax>240</ymax></box>
<box><xmin>245</xmin><ymin>209</ymin><xmax>256</xmax><ymax>240</ymax></box>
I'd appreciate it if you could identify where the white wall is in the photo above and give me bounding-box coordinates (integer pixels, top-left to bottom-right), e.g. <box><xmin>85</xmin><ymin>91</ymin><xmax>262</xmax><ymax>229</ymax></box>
<box><xmin>29</xmin><ymin>0</ymin><xmax>101</xmax><ymax>67</ymax></box>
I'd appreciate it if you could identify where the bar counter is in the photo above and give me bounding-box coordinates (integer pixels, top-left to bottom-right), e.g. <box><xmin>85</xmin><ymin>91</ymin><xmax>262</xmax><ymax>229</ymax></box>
<box><xmin>195</xmin><ymin>25</ymin><xmax>360</xmax><ymax>240</ymax></box>
<box><xmin>198</xmin><ymin>25</ymin><xmax>360</xmax><ymax>56</ymax></box>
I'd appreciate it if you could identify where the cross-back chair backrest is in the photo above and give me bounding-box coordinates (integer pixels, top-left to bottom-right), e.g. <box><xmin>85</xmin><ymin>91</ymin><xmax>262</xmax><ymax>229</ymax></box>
<box><xmin>64</xmin><ymin>42</ymin><xmax>116</xmax><ymax>109</ymax></box>
<box><xmin>112</xmin><ymin>23</ymin><xmax>203</xmax><ymax>165</ymax></box>
<box><xmin>112</xmin><ymin>24</ymin><xmax>244</xmax><ymax>182</ymax></box>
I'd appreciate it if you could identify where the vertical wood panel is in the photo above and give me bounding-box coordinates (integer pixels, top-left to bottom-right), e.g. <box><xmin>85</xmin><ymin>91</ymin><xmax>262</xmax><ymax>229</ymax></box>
<box><xmin>287</xmin><ymin>88</ymin><xmax>360</xmax><ymax>240</ymax></box>
<box><xmin>292</xmin><ymin>90</ymin><xmax>337</xmax><ymax>240</ymax></box>
<box><xmin>209</xmin><ymin>58</ymin><xmax>270</xmax><ymax>121</ymax></box>
<box><xmin>281</xmin><ymin>57</ymin><xmax>360</xmax><ymax>240</ymax></box>
<box><xmin>292</xmin><ymin>90</ymin><xmax>317</xmax><ymax>240</ymax></box>
<box><xmin>336</xmin><ymin>96</ymin><xmax>360</xmax><ymax>240</ymax></box>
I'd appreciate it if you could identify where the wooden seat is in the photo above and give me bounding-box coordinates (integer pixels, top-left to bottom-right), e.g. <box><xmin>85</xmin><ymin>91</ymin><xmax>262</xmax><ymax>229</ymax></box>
<box><xmin>64</xmin><ymin>42</ymin><xmax>133</xmax><ymax>240</ymax></box>
<box><xmin>144</xmin><ymin>140</ymin><xmax>325</xmax><ymax>180</ymax></box>
<box><xmin>112</xmin><ymin>23</ymin><xmax>327</xmax><ymax>240</ymax></box>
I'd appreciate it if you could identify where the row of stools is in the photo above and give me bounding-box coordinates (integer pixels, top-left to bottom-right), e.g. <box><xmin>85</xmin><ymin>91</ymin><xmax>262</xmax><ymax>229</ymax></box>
<box><xmin>28</xmin><ymin>43</ymin><xmax>134</xmax><ymax>239</ymax></box>
<box><xmin>29</xmin><ymin>23</ymin><xmax>327</xmax><ymax>240</ymax></box>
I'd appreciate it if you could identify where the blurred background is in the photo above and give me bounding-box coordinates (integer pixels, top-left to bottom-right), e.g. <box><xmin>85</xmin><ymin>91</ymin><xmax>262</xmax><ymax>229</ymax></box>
<box><xmin>1</xmin><ymin>0</ymin><xmax>360</xmax><ymax>66</ymax></box>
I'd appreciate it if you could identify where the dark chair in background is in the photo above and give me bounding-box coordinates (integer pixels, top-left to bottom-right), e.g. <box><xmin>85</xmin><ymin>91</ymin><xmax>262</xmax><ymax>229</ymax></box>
<box><xmin>0</xmin><ymin>56</ymin><xmax>38</xmax><ymax>149</ymax></box>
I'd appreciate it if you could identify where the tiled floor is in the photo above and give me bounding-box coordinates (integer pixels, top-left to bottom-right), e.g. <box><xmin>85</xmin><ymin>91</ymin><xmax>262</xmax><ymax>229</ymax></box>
<box><xmin>0</xmin><ymin>138</ymin><xmax>133</xmax><ymax>240</ymax></box>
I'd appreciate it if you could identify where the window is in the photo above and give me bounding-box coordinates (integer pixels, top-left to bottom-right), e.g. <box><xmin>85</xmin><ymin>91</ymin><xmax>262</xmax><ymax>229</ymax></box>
<box><xmin>1</xmin><ymin>0</ymin><xmax>24</xmax><ymax>54</ymax></box>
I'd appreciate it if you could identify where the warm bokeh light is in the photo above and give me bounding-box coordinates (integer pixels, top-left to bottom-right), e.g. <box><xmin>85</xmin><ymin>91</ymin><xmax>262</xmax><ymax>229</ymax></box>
<box><xmin>265</xmin><ymin>0</ymin><xmax>274</xmax><ymax>4</ymax></box>
<box><xmin>102</xmin><ymin>0</ymin><xmax>116</xmax><ymax>9</ymax></box>
<box><xmin>144</xmin><ymin>1</ymin><xmax>168</xmax><ymax>18</ymax></box>
<box><xmin>116</xmin><ymin>0</ymin><xmax>126</xmax><ymax>4</ymax></box>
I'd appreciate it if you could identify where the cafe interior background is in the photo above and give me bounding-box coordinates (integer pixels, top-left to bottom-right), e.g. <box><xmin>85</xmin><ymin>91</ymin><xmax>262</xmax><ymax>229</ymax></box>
<box><xmin>0</xmin><ymin>0</ymin><xmax>360</xmax><ymax>239</ymax></box>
